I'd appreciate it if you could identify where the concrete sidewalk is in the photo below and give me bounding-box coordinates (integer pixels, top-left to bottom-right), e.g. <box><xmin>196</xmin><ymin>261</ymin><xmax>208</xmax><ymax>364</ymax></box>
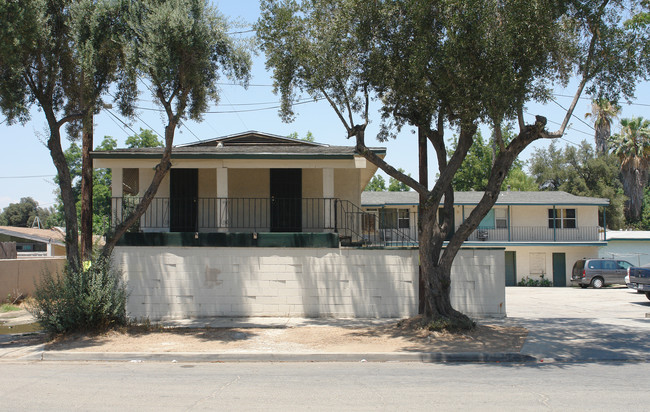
<box><xmin>2</xmin><ymin>287</ymin><xmax>650</xmax><ymax>363</ymax></box>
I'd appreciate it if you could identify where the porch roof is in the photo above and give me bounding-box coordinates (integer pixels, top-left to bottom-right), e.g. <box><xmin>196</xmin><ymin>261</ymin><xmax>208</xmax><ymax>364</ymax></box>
<box><xmin>91</xmin><ymin>144</ymin><xmax>385</xmax><ymax>160</ymax></box>
<box><xmin>361</xmin><ymin>190</ymin><xmax>610</xmax><ymax>207</ymax></box>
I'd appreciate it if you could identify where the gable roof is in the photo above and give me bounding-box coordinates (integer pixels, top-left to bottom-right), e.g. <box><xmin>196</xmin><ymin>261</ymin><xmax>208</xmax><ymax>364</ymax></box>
<box><xmin>176</xmin><ymin>131</ymin><xmax>326</xmax><ymax>147</ymax></box>
<box><xmin>0</xmin><ymin>226</ymin><xmax>65</xmax><ymax>245</ymax></box>
<box><xmin>92</xmin><ymin>130</ymin><xmax>385</xmax><ymax>160</ymax></box>
<box><xmin>361</xmin><ymin>191</ymin><xmax>610</xmax><ymax>207</ymax></box>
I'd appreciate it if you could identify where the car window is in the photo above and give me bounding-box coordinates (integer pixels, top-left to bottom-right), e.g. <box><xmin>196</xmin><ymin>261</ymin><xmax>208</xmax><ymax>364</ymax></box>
<box><xmin>617</xmin><ymin>261</ymin><xmax>633</xmax><ymax>270</ymax></box>
<box><xmin>587</xmin><ymin>260</ymin><xmax>602</xmax><ymax>269</ymax></box>
<box><xmin>603</xmin><ymin>260</ymin><xmax>617</xmax><ymax>270</ymax></box>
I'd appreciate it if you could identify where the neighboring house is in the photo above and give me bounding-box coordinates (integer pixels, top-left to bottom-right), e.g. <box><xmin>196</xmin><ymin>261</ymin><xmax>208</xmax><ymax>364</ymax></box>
<box><xmin>0</xmin><ymin>226</ymin><xmax>66</xmax><ymax>257</ymax></box>
<box><xmin>599</xmin><ymin>231</ymin><xmax>650</xmax><ymax>267</ymax></box>
<box><xmin>92</xmin><ymin>131</ymin><xmax>506</xmax><ymax>320</ymax></box>
<box><xmin>361</xmin><ymin>190</ymin><xmax>609</xmax><ymax>287</ymax></box>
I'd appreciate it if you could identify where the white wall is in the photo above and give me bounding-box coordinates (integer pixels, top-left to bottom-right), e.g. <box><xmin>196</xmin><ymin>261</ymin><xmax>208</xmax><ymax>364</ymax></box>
<box><xmin>599</xmin><ymin>240</ymin><xmax>650</xmax><ymax>267</ymax></box>
<box><xmin>114</xmin><ymin>247</ymin><xmax>505</xmax><ymax>320</ymax></box>
<box><xmin>506</xmin><ymin>245</ymin><xmax>598</xmax><ymax>285</ymax></box>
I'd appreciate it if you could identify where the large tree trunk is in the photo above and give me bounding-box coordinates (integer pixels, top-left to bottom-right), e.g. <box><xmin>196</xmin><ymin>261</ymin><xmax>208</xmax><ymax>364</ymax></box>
<box><xmin>621</xmin><ymin>163</ymin><xmax>648</xmax><ymax>221</ymax></box>
<box><xmin>419</xmin><ymin>206</ymin><xmax>457</xmax><ymax>318</ymax></box>
<box><xmin>80</xmin><ymin>110</ymin><xmax>94</xmax><ymax>260</ymax></box>
<box><xmin>46</xmin><ymin>117</ymin><xmax>80</xmax><ymax>272</ymax></box>
<box><xmin>595</xmin><ymin>123</ymin><xmax>610</xmax><ymax>156</ymax></box>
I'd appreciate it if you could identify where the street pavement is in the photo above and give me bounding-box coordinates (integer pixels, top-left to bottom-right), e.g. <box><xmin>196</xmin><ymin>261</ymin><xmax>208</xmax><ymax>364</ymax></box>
<box><xmin>1</xmin><ymin>286</ymin><xmax>649</xmax><ymax>363</ymax></box>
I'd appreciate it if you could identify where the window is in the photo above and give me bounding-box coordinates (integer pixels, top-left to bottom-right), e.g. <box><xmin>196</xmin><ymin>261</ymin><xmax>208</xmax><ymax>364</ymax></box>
<box><xmin>548</xmin><ymin>208</ymin><xmax>576</xmax><ymax>229</ymax></box>
<box><xmin>363</xmin><ymin>209</ymin><xmax>378</xmax><ymax>233</ymax></box>
<box><xmin>495</xmin><ymin>208</ymin><xmax>507</xmax><ymax>229</ymax></box>
<box><xmin>398</xmin><ymin>209</ymin><xmax>410</xmax><ymax>229</ymax></box>
<box><xmin>380</xmin><ymin>209</ymin><xmax>397</xmax><ymax>229</ymax></box>
<box><xmin>123</xmin><ymin>168</ymin><xmax>139</xmax><ymax>196</ymax></box>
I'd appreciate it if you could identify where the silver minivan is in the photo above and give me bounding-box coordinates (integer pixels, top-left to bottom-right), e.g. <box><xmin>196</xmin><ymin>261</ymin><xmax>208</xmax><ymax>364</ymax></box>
<box><xmin>571</xmin><ymin>258</ymin><xmax>634</xmax><ymax>288</ymax></box>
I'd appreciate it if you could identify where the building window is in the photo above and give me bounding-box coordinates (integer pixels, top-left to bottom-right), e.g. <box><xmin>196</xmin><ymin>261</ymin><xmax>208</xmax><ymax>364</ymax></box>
<box><xmin>398</xmin><ymin>209</ymin><xmax>410</xmax><ymax>229</ymax></box>
<box><xmin>495</xmin><ymin>208</ymin><xmax>508</xmax><ymax>229</ymax></box>
<box><xmin>548</xmin><ymin>208</ymin><xmax>576</xmax><ymax>229</ymax></box>
<box><xmin>363</xmin><ymin>209</ymin><xmax>378</xmax><ymax>233</ymax></box>
<box><xmin>380</xmin><ymin>209</ymin><xmax>398</xmax><ymax>229</ymax></box>
<box><xmin>123</xmin><ymin>168</ymin><xmax>139</xmax><ymax>196</ymax></box>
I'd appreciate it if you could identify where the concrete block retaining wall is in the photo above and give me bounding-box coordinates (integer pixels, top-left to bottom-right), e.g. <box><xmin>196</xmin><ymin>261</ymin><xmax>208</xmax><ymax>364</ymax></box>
<box><xmin>114</xmin><ymin>247</ymin><xmax>505</xmax><ymax>320</ymax></box>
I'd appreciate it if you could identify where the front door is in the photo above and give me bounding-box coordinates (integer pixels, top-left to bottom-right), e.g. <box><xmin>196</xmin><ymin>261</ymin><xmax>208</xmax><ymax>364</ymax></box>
<box><xmin>170</xmin><ymin>169</ymin><xmax>198</xmax><ymax>232</ymax></box>
<box><xmin>270</xmin><ymin>169</ymin><xmax>302</xmax><ymax>232</ymax></box>
<box><xmin>552</xmin><ymin>252</ymin><xmax>566</xmax><ymax>287</ymax></box>
<box><xmin>505</xmin><ymin>251</ymin><xmax>517</xmax><ymax>286</ymax></box>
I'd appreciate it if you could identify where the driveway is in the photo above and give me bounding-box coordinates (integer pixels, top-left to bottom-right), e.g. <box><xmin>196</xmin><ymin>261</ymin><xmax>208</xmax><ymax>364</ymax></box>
<box><xmin>505</xmin><ymin>286</ymin><xmax>650</xmax><ymax>361</ymax></box>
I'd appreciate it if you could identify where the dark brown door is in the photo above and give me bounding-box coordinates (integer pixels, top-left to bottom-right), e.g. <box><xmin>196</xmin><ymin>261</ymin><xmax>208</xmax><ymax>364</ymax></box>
<box><xmin>270</xmin><ymin>169</ymin><xmax>302</xmax><ymax>232</ymax></box>
<box><xmin>170</xmin><ymin>169</ymin><xmax>198</xmax><ymax>232</ymax></box>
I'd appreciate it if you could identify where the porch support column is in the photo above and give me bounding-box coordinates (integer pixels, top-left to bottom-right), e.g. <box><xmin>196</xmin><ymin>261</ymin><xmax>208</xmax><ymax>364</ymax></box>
<box><xmin>217</xmin><ymin>167</ymin><xmax>229</xmax><ymax>232</ymax></box>
<box><xmin>111</xmin><ymin>168</ymin><xmax>123</xmax><ymax>226</ymax></box>
<box><xmin>323</xmin><ymin>168</ymin><xmax>334</xmax><ymax>231</ymax></box>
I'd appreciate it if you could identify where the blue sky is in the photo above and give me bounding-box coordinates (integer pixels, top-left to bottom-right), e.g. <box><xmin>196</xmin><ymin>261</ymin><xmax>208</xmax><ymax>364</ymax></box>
<box><xmin>1</xmin><ymin>0</ymin><xmax>649</xmax><ymax>212</ymax></box>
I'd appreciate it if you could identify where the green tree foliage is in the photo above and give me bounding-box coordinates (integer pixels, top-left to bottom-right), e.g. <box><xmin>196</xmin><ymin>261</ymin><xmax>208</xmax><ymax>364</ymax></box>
<box><xmin>0</xmin><ymin>197</ymin><xmax>52</xmax><ymax>228</ymax></box>
<box><xmin>530</xmin><ymin>141</ymin><xmax>626</xmax><ymax>229</ymax></box>
<box><xmin>387</xmin><ymin>169</ymin><xmax>410</xmax><ymax>192</ymax></box>
<box><xmin>365</xmin><ymin>175</ymin><xmax>386</xmax><ymax>191</ymax></box>
<box><xmin>125</xmin><ymin>128</ymin><xmax>163</xmax><ymax>148</ymax></box>
<box><xmin>365</xmin><ymin>170</ymin><xmax>411</xmax><ymax>191</ymax></box>
<box><xmin>287</xmin><ymin>131</ymin><xmax>315</xmax><ymax>142</ymax></box>
<box><xmin>610</xmin><ymin>117</ymin><xmax>650</xmax><ymax>221</ymax></box>
<box><xmin>450</xmin><ymin>130</ymin><xmax>537</xmax><ymax>192</ymax></box>
<box><xmin>257</xmin><ymin>0</ymin><xmax>649</xmax><ymax>324</ymax></box>
<box><xmin>102</xmin><ymin>0</ymin><xmax>252</xmax><ymax>258</ymax></box>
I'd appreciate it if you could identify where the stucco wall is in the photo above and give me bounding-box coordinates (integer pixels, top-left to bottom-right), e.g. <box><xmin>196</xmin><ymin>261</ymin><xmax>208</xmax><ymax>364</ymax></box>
<box><xmin>598</xmin><ymin>240</ymin><xmax>650</xmax><ymax>267</ymax></box>
<box><xmin>505</xmin><ymin>245</ymin><xmax>597</xmax><ymax>285</ymax></box>
<box><xmin>114</xmin><ymin>246</ymin><xmax>505</xmax><ymax>320</ymax></box>
<box><xmin>0</xmin><ymin>258</ymin><xmax>66</xmax><ymax>298</ymax></box>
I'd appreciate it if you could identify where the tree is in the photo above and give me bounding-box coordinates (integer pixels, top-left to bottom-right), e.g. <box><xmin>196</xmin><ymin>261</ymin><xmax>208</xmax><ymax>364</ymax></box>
<box><xmin>287</xmin><ymin>131</ymin><xmax>315</xmax><ymax>142</ymax></box>
<box><xmin>610</xmin><ymin>117</ymin><xmax>650</xmax><ymax>221</ymax></box>
<box><xmin>0</xmin><ymin>198</ymin><xmax>51</xmax><ymax>228</ymax></box>
<box><xmin>530</xmin><ymin>141</ymin><xmax>626</xmax><ymax>229</ymax></box>
<box><xmin>585</xmin><ymin>98</ymin><xmax>620</xmax><ymax>155</ymax></box>
<box><xmin>450</xmin><ymin>130</ymin><xmax>536</xmax><ymax>192</ymax></box>
<box><xmin>125</xmin><ymin>128</ymin><xmax>163</xmax><ymax>148</ymax></box>
<box><xmin>257</xmin><ymin>0</ymin><xmax>649</xmax><ymax>325</ymax></box>
<box><xmin>101</xmin><ymin>0</ymin><xmax>252</xmax><ymax>258</ymax></box>
<box><xmin>387</xmin><ymin>168</ymin><xmax>410</xmax><ymax>192</ymax></box>
<box><xmin>0</xmin><ymin>0</ymin><xmax>121</xmax><ymax>270</ymax></box>
<box><xmin>364</xmin><ymin>175</ymin><xmax>386</xmax><ymax>191</ymax></box>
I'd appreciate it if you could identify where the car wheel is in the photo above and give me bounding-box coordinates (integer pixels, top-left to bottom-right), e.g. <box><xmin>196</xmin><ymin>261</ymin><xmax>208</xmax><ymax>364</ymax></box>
<box><xmin>591</xmin><ymin>277</ymin><xmax>604</xmax><ymax>289</ymax></box>
<box><xmin>580</xmin><ymin>284</ymin><xmax>588</xmax><ymax>289</ymax></box>
<box><xmin>646</xmin><ymin>292</ymin><xmax>650</xmax><ymax>301</ymax></box>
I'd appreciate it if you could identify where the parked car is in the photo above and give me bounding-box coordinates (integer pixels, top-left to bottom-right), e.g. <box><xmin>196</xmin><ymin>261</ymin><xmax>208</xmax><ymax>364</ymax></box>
<box><xmin>626</xmin><ymin>264</ymin><xmax>650</xmax><ymax>300</ymax></box>
<box><xmin>571</xmin><ymin>258</ymin><xmax>634</xmax><ymax>288</ymax></box>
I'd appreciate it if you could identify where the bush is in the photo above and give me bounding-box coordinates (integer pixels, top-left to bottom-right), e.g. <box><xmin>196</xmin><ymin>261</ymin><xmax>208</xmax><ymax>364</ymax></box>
<box><xmin>517</xmin><ymin>274</ymin><xmax>553</xmax><ymax>287</ymax></box>
<box><xmin>30</xmin><ymin>257</ymin><xmax>128</xmax><ymax>334</ymax></box>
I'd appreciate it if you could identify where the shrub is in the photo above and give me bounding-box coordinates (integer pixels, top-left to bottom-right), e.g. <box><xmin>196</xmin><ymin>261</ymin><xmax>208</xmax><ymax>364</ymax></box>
<box><xmin>30</xmin><ymin>257</ymin><xmax>128</xmax><ymax>334</ymax></box>
<box><xmin>517</xmin><ymin>274</ymin><xmax>553</xmax><ymax>287</ymax></box>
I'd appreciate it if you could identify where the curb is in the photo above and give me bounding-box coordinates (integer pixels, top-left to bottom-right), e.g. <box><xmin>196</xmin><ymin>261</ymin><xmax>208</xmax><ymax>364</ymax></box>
<box><xmin>29</xmin><ymin>351</ymin><xmax>537</xmax><ymax>363</ymax></box>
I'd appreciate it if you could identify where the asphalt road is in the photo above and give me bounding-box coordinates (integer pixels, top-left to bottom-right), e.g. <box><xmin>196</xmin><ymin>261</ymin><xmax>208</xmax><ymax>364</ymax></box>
<box><xmin>0</xmin><ymin>361</ymin><xmax>646</xmax><ymax>411</ymax></box>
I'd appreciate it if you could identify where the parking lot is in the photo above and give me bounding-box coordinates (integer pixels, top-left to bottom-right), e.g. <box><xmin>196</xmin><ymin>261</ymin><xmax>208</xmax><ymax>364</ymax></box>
<box><xmin>505</xmin><ymin>286</ymin><xmax>650</xmax><ymax>361</ymax></box>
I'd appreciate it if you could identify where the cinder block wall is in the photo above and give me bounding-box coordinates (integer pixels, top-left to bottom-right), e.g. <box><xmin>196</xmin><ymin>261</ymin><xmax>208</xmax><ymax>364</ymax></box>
<box><xmin>450</xmin><ymin>248</ymin><xmax>506</xmax><ymax>318</ymax></box>
<box><xmin>114</xmin><ymin>247</ymin><xmax>505</xmax><ymax>320</ymax></box>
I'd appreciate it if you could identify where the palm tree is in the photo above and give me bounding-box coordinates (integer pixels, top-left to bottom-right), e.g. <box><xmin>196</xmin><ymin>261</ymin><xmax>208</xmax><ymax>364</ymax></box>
<box><xmin>586</xmin><ymin>98</ymin><xmax>620</xmax><ymax>155</ymax></box>
<box><xmin>610</xmin><ymin>117</ymin><xmax>650</xmax><ymax>221</ymax></box>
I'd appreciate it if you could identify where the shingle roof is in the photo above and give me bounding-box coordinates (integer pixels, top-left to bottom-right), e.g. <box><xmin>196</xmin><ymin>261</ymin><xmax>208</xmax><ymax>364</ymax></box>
<box><xmin>92</xmin><ymin>130</ymin><xmax>385</xmax><ymax>159</ymax></box>
<box><xmin>0</xmin><ymin>226</ymin><xmax>65</xmax><ymax>245</ymax></box>
<box><xmin>361</xmin><ymin>191</ymin><xmax>610</xmax><ymax>206</ymax></box>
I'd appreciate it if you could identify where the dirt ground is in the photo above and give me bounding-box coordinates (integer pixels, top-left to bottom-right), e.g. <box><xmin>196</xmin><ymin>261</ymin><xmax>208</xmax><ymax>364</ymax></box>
<box><xmin>42</xmin><ymin>321</ymin><xmax>527</xmax><ymax>354</ymax></box>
